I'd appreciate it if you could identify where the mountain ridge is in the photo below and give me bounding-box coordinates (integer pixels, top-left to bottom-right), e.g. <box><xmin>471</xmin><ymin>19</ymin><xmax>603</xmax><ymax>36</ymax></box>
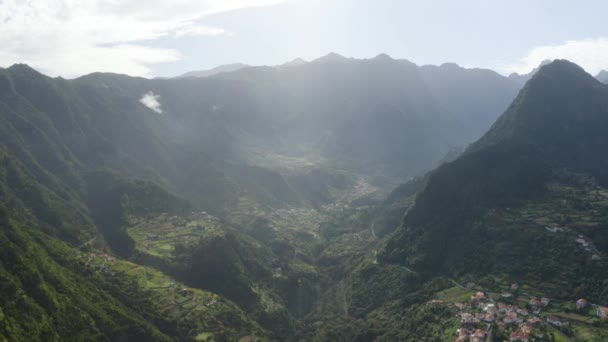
<box><xmin>0</xmin><ymin>53</ymin><xmax>539</xmax><ymax>341</ymax></box>
<box><xmin>381</xmin><ymin>60</ymin><xmax>608</xmax><ymax>282</ymax></box>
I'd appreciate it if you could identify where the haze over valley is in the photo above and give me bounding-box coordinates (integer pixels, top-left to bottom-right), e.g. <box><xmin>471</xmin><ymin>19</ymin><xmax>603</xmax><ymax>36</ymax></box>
<box><xmin>3</xmin><ymin>1</ymin><xmax>608</xmax><ymax>341</ymax></box>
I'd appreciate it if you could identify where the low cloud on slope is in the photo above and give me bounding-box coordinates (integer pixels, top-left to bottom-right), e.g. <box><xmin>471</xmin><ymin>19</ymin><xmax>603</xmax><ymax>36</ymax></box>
<box><xmin>140</xmin><ymin>91</ymin><xmax>163</xmax><ymax>114</ymax></box>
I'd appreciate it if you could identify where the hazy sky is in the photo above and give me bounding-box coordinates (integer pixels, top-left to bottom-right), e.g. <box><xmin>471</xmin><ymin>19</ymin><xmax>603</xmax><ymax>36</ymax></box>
<box><xmin>2</xmin><ymin>0</ymin><xmax>608</xmax><ymax>78</ymax></box>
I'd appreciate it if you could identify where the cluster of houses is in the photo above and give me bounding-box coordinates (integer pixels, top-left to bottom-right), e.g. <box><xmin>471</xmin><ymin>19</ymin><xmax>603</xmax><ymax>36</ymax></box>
<box><xmin>544</xmin><ymin>225</ymin><xmax>601</xmax><ymax>260</ymax></box>
<box><xmin>84</xmin><ymin>252</ymin><xmax>118</xmax><ymax>275</ymax></box>
<box><xmin>544</xmin><ymin>224</ymin><xmax>602</xmax><ymax>260</ymax></box>
<box><xmin>452</xmin><ymin>281</ymin><xmax>608</xmax><ymax>342</ymax></box>
<box><xmin>453</xmin><ymin>284</ymin><xmax>553</xmax><ymax>342</ymax></box>
<box><xmin>87</xmin><ymin>252</ymin><xmax>117</xmax><ymax>262</ymax></box>
<box><xmin>455</xmin><ymin>326</ymin><xmax>487</xmax><ymax>342</ymax></box>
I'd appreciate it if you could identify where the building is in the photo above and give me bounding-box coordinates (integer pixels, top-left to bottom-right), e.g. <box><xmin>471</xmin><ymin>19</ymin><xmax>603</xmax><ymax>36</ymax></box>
<box><xmin>455</xmin><ymin>302</ymin><xmax>467</xmax><ymax>310</ymax></box>
<box><xmin>545</xmin><ymin>226</ymin><xmax>559</xmax><ymax>233</ymax></box>
<box><xmin>510</xmin><ymin>331</ymin><xmax>530</xmax><ymax>342</ymax></box>
<box><xmin>502</xmin><ymin>292</ymin><xmax>512</xmax><ymax>298</ymax></box>
<box><xmin>597</xmin><ymin>306</ymin><xmax>608</xmax><ymax>321</ymax></box>
<box><xmin>547</xmin><ymin>316</ymin><xmax>567</xmax><ymax>327</ymax></box>
<box><xmin>528</xmin><ymin>298</ymin><xmax>541</xmax><ymax>309</ymax></box>
<box><xmin>504</xmin><ymin>311</ymin><xmax>518</xmax><ymax>325</ymax></box>
<box><xmin>526</xmin><ymin>317</ymin><xmax>542</xmax><ymax>327</ymax></box>
<box><xmin>576</xmin><ymin>298</ymin><xmax>588</xmax><ymax>310</ymax></box>
<box><xmin>519</xmin><ymin>325</ymin><xmax>533</xmax><ymax>334</ymax></box>
<box><xmin>576</xmin><ymin>237</ymin><xmax>589</xmax><ymax>248</ymax></box>
<box><xmin>455</xmin><ymin>327</ymin><xmax>469</xmax><ymax>342</ymax></box>
<box><xmin>470</xmin><ymin>329</ymin><xmax>487</xmax><ymax>342</ymax></box>
<box><xmin>541</xmin><ymin>297</ymin><xmax>550</xmax><ymax>306</ymax></box>
<box><xmin>471</xmin><ymin>291</ymin><xmax>486</xmax><ymax>301</ymax></box>
<box><xmin>461</xmin><ymin>313</ymin><xmax>480</xmax><ymax>324</ymax></box>
<box><xmin>511</xmin><ymin>283</ymin><xmax>520</xmax><ymax>290</ymax></box>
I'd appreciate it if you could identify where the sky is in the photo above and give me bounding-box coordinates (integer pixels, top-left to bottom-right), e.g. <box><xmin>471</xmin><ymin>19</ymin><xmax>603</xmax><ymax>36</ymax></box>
<box><xmin>2</xmin><ymin>0</ymin><xmax>608</xmax><ymax>78</ymax></box>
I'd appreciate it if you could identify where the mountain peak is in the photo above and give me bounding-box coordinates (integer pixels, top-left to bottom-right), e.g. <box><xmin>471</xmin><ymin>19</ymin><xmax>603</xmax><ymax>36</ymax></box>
<box><xmin>474</xmin><ymin>60</ymin><xmax>602</xmax><ymax>150</ymax></box>
<box><xmin>532</xmin><ymin>59</ymin><xmax>588</xmax><ymax>79</ymax></box>
<box><xmin>278</xmin><ymin>57</ymin><xmax>307</xmax><ymax>68</ymax></box>
<box><xmin>314</xmin><ymin>52</ymin><xmax>348</xmax><ymax>63</ymax></box>
<box><xmin>382</xmin><ymin>60</ymin><xmax>608</xmax><ymax>276</ymax></box>
<box><xmin>596</xmin><ymin>70</ymin><xmax>608</xmax><ymax>83</ymax></box>
<box><xmin>288</xmin><ymin>57</ymin><xmax>307</xmax><ymax>64</ymax></box>
<box><xmin>372</xmin><ymin>53</ymin><xmax>393</xmax><ymax>61</ymax></box>
<box><xmin>7</xmin><ymin>63</ymin><xmax>42</xmax><ymax>76</ymax></box>
<box><xmin>438</xmin><ymin>62</ymin><xmax>462</xmax><ymax>70</ymax></box>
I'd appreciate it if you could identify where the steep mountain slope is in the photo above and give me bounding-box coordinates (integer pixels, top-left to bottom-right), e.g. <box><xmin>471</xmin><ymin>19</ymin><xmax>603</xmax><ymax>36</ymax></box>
<box><xmin>382</xmin><ymin>60</ymin><xmax>608</xmax><ymax>300</ymax></box>
<box><xmin>294</xmin><ymin>60</ymin><xmax>608</xmax><ymax>341</ymax></box>
<box><xmin>0</xmin><ymin>66</ymin><xmax>273</xmax><ymax>341</ymax></box>
<box><xmin>0</xmin><ymin>151</ymin><xmax>267</xmax><ymax>341</ymax></box>
<box><xmin>419</xmin><ymin>63</ymin><xmax>521</xmax><ymax>144</ymax></box>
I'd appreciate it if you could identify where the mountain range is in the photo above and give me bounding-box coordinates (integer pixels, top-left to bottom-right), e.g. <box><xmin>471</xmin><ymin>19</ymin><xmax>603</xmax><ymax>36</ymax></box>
<box><xmin>175</xmin><ymin>63</ymin><xmax>249</xmax><ymax>79</ymax></box>
<box><xmin>2</xmin><ymin>55</ymin><xmax>608</xmax><ymax>341</ymax></box>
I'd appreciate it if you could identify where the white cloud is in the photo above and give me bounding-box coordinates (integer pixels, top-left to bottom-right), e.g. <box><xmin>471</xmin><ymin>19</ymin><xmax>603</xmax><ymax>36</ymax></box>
<box><xmin>140</xmin><ymin>91</ymin><xmax>163</xmax><ymax>114</ymax></box>
<box><xmin>506</xmin><ymin>37</ymin><xmax>608</xmax><ymax>76</ymax></box>
<box><xmin>0</xmin><ymin>0</ymin><xmax>287</xmax><ymax>77</ymax></box>
<box><xmin>173</xmin><ymin>22</ymin><xmax>230</xmax><ymax>38</ymax></box>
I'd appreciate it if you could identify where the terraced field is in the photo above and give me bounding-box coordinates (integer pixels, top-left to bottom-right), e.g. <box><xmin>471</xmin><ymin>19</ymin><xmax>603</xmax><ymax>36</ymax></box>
<box><xmin>127</xmin><ymin>213</ymin><xmax>224</xmax><ymax>259</ymax></box>
<box><xmin>75</xmin><ymin>252</ymin><xmax>267</xmax><ymax>341</ymax></box>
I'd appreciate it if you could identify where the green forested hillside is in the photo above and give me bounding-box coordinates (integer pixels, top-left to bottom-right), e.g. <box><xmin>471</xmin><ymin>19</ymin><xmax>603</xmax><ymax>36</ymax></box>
<box><xmin>382</xmin><ymin>60</ymin><xmax>608</xmax><ymax>302</ymax></box>
<box><xmin>295</xmin><ymin>60</ymin><xmax>608</xmax><ymax>341</ymax></box>
<box><xmin>0</xmin><ymin>55</ymin><xmax>537</xmax><ymax>341</ymax></box>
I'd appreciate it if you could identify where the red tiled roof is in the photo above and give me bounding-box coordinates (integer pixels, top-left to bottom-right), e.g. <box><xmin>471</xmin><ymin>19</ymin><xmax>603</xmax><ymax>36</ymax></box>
<box><xmin>510</xmin><ymin>330</ymin><xmax>530</xmax><ymax>341</ymax></box>
<box><xmin>472</xmin><ymin>329</ymin><xmax>486</xmax><ymax>337</ymax></box>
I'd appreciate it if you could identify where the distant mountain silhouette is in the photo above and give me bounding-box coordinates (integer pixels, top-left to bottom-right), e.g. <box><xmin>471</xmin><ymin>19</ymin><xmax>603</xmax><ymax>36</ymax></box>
<box><xmin>597</xmin><ymin>70</ymin><xmax>608</xmax><ymax>83</ymax></box>
<box><xmin>508</xmin><ymin>59</ymin><xmax>552</xmax><ymax>84</ymax></box>
<box><xmin>176</xmin><ymin>63</ymin><xmax>248</xmax><ymax>78</ymax></box>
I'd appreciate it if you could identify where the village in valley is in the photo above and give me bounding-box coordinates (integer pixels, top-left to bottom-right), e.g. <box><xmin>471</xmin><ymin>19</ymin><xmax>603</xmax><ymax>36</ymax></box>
<box><xmin>71</xmin><ymin>177</ymin><xmax>608</xmax><ymax>342</ymax></box>
<box><xmin>429</xmin><ymin>280</ymin><xmax>608</xmax><ymax>342</ymax></box>
<box><xmin>436</xmin><ymin>181</ymin><xmax>608</xmax><ymax>341</ymax></box>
